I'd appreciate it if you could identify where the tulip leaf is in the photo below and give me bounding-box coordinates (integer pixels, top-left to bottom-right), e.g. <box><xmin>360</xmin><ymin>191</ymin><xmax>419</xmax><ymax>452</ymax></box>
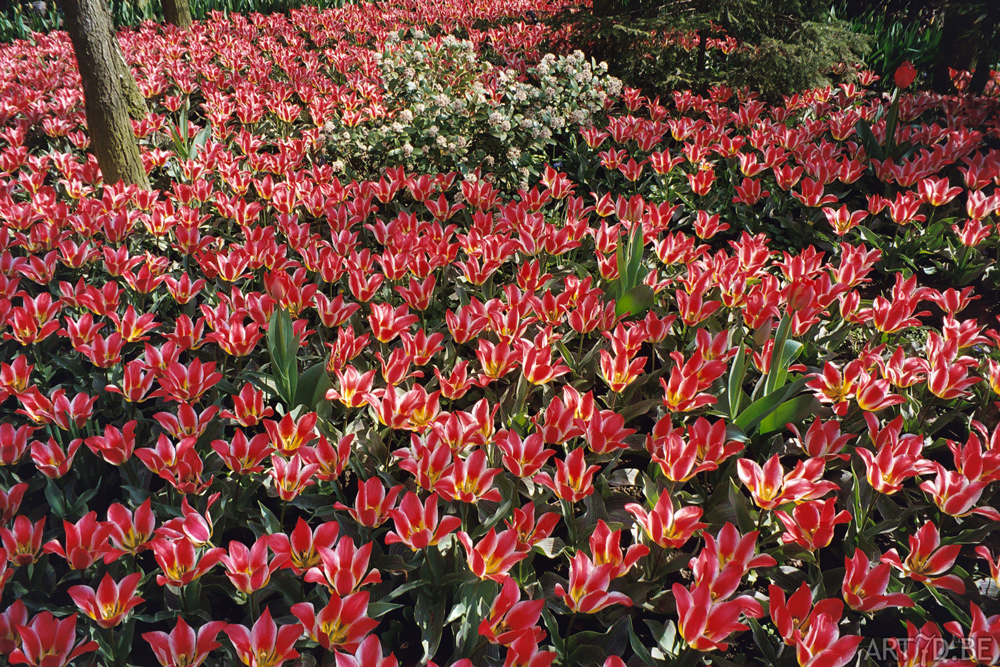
<box><xmin>728</xmin><ymin>479</ymin><xmax>754</xmax><ymax>534</ymax></box>
<box><xmin>854</xmin><ymin>118</ymin><xmax>884</xmax><ymax>162</ymax></box>
<box><xmin>415</xmin><ymin>593</ymin><xmax>446</xmax><ymax>663</ymax></box>
<box><xmin>725</xmin><ymin>330</ymin><xmax>748</xmax><ymax>420</ymax></box>
<box><xmin>628</xmin><ymin>618</ymin><xmax>658</xmax><ymax>666</ymax></box>
<box><xmin>43</xmin><ymin>479</ymin><xmax>68</xmax><ymax>519</ymax></box>
<box><xmin>614</xmin><ymin>284</ymin><xmax>654</xmax><ymax>318</ymax></box>
<box><xmin>762</xmin><ymin>312</ymin><xmax>792</xmax><ymax>397</ymax></box>
<box><xmin>758</xmin><ymin>394</ymin><xmax>820</xmax><ymax>434</ymax></box>
<box><xmin>542</xmin><ymin>607</ymin><xmax>565</xmax><ymax>656</ymax></box>
<box><xmin>267</xmin><ymin>307</ymin><xmax>299</xmax><ymax>407</ymax></box>
<box><xmin>625</xmin><ymin>222</ymin><xmax>645</xmax><ymax>288</ymax></box>
<box><xmin>368</xmin><ymin>600</ymin><xmax>403</xmax><ymax>619</ymax></box>
<box><xmin>294</xmin><ymin>361</ymin><xmax>332</xmax><ymax>410</ymax></box>
<box><xmin>733</xmin><ymin>376</ymin><xmax>810</xmax><ymax>434</ymax></box>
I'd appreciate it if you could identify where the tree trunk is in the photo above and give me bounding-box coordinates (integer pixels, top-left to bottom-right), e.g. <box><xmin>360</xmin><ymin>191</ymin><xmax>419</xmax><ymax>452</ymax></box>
<box><xmin>162</xmin><ymin>0</ymin><xmax>192</xmax><ymax>29</ymax></box>
<box><xmin>59</xmin><ymin>0</ymin><xmax>149</xmax><ymax>189</ymax></box>
<box><xmin>116</xmin><ymin>47</ymin><xmax>149</xmax><ymax>121</ymax></box>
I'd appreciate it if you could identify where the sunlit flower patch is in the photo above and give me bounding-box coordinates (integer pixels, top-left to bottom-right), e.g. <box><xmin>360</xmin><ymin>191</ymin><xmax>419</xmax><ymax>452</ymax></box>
<box><xmin>0</xmin><ymin>2</ymin><xmax>999</xmax><ymax>666</ymax></box>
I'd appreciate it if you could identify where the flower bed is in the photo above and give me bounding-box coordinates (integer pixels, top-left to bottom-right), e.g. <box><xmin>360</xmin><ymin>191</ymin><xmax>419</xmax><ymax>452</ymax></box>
<box><xmin>0</xmin><ymin>2</ymin><xmax>999</xmax><ymax>666</ymax></box>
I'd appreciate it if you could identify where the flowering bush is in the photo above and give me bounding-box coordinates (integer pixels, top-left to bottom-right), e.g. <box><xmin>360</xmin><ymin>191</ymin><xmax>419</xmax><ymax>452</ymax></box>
<box><xmin>0</xmin><ymin>2</ymin><xmax>999</xmax><ymax>667</ymax></box>
<box><xmin>324</xmin><ymin>31</ymin><xmax>621</xmax><ymax>189</ymax></box>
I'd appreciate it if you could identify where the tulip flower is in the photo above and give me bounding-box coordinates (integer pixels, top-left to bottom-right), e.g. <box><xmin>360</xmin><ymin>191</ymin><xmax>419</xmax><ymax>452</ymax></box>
<box><xmin>626</xmin><ymin>492</ymin><xmax>706</xmax><ymax>549</ymax></box>
<box><xmin>457</xmin><ymin>529</ymin><xmax>527</xmax><ymax>582</ymax></box>
<box><xmin>793</xmin><ymin>612</ymin><xmax>864</xmax><ymax>667</ymax></box>
<box><xmin>224</xmin><ymin>608</ymin><xmax>301</xmax><ymax>667</ymax></box>
<box><xmin>856</xmin><ymin>413</ymin><xmax>934</xmax><ymax>495</ymax></box>
<box><xmin>326</xmin><ymin>367</ymin><xmax>377</xmax><ymax>408</ymax></box>
<box><xmin>946</xmin><ymin>603</ymin><xmax>1000</xmax><ymax>665</ymax></box>
<box><xmin>775</xmin><ymin>498</ymin><xmax>852</xmax><ymax>551</ymax></box>
<box><xmin>479</xmin><ymin>577</ymin><xmax>545</xmax><ymax>646</ymax></box>
<box><xmin>519</xmin><ymin>339</ymin><xmax>570</xmax><ymax>385</ymax></box>
<box><xmin>291</xmin><ymin>591</ymin><xmax>378</xmax><ymax>652</ymax></box>
<box><xmin>385</xmin><ymin>492</ymin><xmax>462</xmax><ymax>551</ymax></box>
<box><xmin>787</xmin><ymin>419</ymin><xmax>853</xmax><ymax>461</ymax></box>
<box><xmin>220</xmin><ymin>382</ymin><xmax>274</xmax><ymax>427</ymax></box>
<box><xmin>268</xmin><ymin>518</ymin><xmax>340</xmax><ymax>575</ymax></box>
<box><xmin>151</xmin><ymin>538</ymin><xmax>225</xmax><ymax>588</ymax></box>
<box><xmin>647</xmin><ymin>416</ymin><xmax>743</xmax><ymax>482</ymax></box>
<box><xmin>220</xmin><ymin>537</ymin><xmax>288</xmax><ymax>595</ymax></box>
<box><xmin>68</xmin><ymin>572</ymin><xmax>144</xmax><ymax>628</ymax></box>
<box><xmin>83</xmin><ymin>421</ymin><xmax>138</xmax><ymax>466</ymax></box>
<box><xmin>497</xmin><ymin>429</ymin><xmax>555</xmax><ymax>478</ymax></box>
<box><xmin>842</xmin><ymin>550</ymin><xmax>914</xmax><ymax>612</ymax></box>
<box><xmin>920</xmin><ymin>463</ymin><xmax>1000</xmax><ymax>520</ymax></box>
<box><xmin>769</xmin><ymin>583</ymin><xmax>844</xmax><ymax>645</ymax></box>
<box><xmin>303</xmin><ymin>538</ymin><xmax>381</xmax><ymax>595</ymax></box>
<box><xmin>589</xmin><ymin>520</ymin><xmax>649</xmax><ymax>578</ymax></box>
<box><xmin>334</xmin><ymin>477</ymin><xmax>402</xmax><ymax>528</ymax></box>
<box><xmin>311</xmin><ymin>433</ymin><xmax>354</xmax><ymax>482</ymax></box>
<box><xmin>8</xmin><ymin>611</ymin><xmax>98</xmax><ymax>667</ymax></box>
<box><xmin>505</xmin><ymin>503</ymin><xmax>561</xmax><ymax>553</ymax></box>
<box><xmin>0</xmin><ymin>600</ymin><xmax>28</xmax><ymax>654</ymax></box>
<box><xmin>211</xmin><ymin>429</ymin><xmax>273</xmax><ymax>475</ymax></box>
<box><xmin>503</xmin><ymin>633</ymin><xmax>556</xmax><ymax>667</ymax></box>
<box><xmin>737</xmin><ymin>456</ymin><xmax>838</xmax><ymax>510</ymax></box>
<box><xmin>690</xmin><ymin>523</ymin><xmax>776</xmax><ymax>601</ymax></box>
<box><xmin>887</xmin><ymin>622</ymin><xmax>953</xmax><ymax>667</ymax></box>
<box><xmin>584</xmin><ymin>409</ymin><xmax>635</xmax><ymax>455</ymax></box>
<box><xmin>334</xmin><ymin>635</ymin><xmax>398</xmax><ymax>667</ymax></box>
<box><xmin>262</xmin><ymin>412</ymin><xmax>318</xmax><ymax>456</ymax></box>
<box><xmin>105</xmin><ymin>499</ymin><xmax>156</xmax><ymax>561</ymax></box>
<box><xmin>144</xmin><ymin>617</ymin><xmax>227</xmax><ymax>667</ymax></box>
<box><xmin>881</xmin><ymin>521</ymin><xmax>965</xmax><ymax>593</ymax></box>
<box><xmin>0</xmin><ymin>482</ymin><xmax>28</xmax><ymax>523</ymax></box>
<box><xmin>894</xmin><ymin>60</ymin><xmax>917</xmax><ymax>88</ymax></box>
<box><xmin>435</xmin><ymin>449</ymin><xmax>502</xmax><ymax>504</ymax></box>
<box><xmin>554</xmin><ymin>552</ymin><xmax>633</xmax><ymax>613</ymax></box>
<box><xmin>268</xmin><ymin>453</ymin><xmax>320</xmax><ymax>501</ymax></box>
<box><xmin>533</xmin><ymin>448</ymin><xmax>601</xmax><ymax>503</ymax></box>
<box><xmin>535</xmin><ymin>394</ymin><xmax>586</xmax><ymax>445</ymax></box>
<box><xmin>673</xmin><ymin>581</ymin><xmax>762</xmax><ymax>652</ymax></box>
<box><xmin>43</xmin><ymin>512</ymin><xmax>111</xmax><ymax>570</ymax></box>
<box><xmin>154</xmin><ymin>402</ymin><xmax>219</xmax><ymax>440</ymax></box>
<box><xmin>599</xmin><ymin>349</ymin><xmax>646</xmax><ymax>393</ymax></box>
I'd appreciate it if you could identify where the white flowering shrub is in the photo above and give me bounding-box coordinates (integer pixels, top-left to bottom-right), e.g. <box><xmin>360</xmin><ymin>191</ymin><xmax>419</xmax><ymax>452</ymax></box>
<box><xmin>323</xmin><ymin>29</ymin><xmax>622</xmax><ymax>189</ymax></box>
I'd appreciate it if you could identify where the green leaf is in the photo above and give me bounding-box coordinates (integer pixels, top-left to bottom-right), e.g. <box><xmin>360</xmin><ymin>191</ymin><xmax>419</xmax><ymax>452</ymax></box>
<box><xmin>729</xmin><ymin>479</ymin><xmax>754</xmax><ymax>534</ymax></box>
<box><xmin>624</xmin><ymin>222</ymin><xmax>645</xmax><ymax>288</ymax></box>
<box><xmin>368</xmin><ymin>600</ymin><xmax>403</xmax><ymax>619</ymax></box>
<box><xmin>854</xmin><ymin>118</ymin><xmax>884</xmax><ymax>162</ymax></box>
<box><xmin>267</xmin><ymin>307</ymin><xmax>299</xmax><ymax>406</ymax></box>
<box><xmin>733</xmin><ymin>376</ymin><xmax>810</xmax><ymax>435</ymax></box>
<box><xmin>614</xmin><ymin>284</ymin><xmax>654</xmax><ymax>318</ymax></box>
<box><xmin>628</xmin><ymin>618</ymin><xmax>657</xmax><ymax>666</ymax></box>
<box><xmin>747</xmin><ymin>617</ymin><xmax>779</xmax><ymax>663</ymax></box>
<box><xmin>763</xmin><ymin>313</ymin><xmax>793</xmax><ymax>396</ymax></box>
<box><xmin>44</xmin><ymin>479</ymin><xmax>68</xmax><ymax>519</ymax></box>
<box><xmin>758</xmin><ymin>395</ymin><xmax>821</xmax><ymax>434</ymax></box>
<box><xmin>414</xmin><ymin>593</ymin><xmax>447</xmax><ymax>663</ymax></box>
<box><xmin>294</xmin><ymin>362</ymin><xmax>333</xmax><ymax>410</ymax></box>
<box><xmin>726</xmin><ymin>329</ymin><xmax>748</xmax><ymax>420</ymax></box>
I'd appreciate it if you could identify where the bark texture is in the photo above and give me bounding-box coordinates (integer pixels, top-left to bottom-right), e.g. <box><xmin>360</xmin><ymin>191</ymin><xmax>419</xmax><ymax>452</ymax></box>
<box><xmin>162</xmin><ymin>0</ymin><xmax>193</xmax><ymax>30</ymax></box>
<box><xmin>59</xmin><ymin>0</ymin><xmax>150</xmax><ymax>188</ymax></box>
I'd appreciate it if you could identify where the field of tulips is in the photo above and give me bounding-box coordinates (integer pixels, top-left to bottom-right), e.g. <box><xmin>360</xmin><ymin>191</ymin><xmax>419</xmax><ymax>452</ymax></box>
<box><xmin>0</xmin><ymin>0</ymin><xmax>1000</xmax><ymax>666</ymax></box>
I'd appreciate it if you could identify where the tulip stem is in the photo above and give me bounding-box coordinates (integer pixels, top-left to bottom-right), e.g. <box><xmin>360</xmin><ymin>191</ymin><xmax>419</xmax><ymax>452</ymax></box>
<box><xmin>107</xmin><ymin>626</ymin><xmax>118</xmax><ymax>667</ymax></box>
<box><xmin>561</xmin><ymin>499</ymin><xmax>578</xmax><ymax>545</ymax></box>
<box><xmin>565</xmin><ymin>611</ymin><xmax>578</xmax><ymax>647</ymax></box>
<box><xmin>250</xmin><ymin>589</ymin><xmax>260</xmax><ymax>621</ymax></box>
